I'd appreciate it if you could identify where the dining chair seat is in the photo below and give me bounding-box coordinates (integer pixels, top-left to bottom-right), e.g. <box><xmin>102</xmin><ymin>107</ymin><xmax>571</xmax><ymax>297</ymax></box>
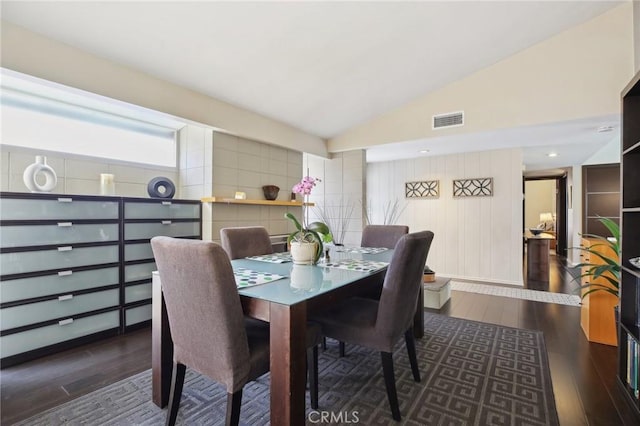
<box><xmin>151</xmin><ymin>236</ymin><xmax>271</xmax><ymax>426</ymax></box>
<box><xmin>333</xmin><ymin>224</ymin><xmax>410</xmax><ymax>357</ymax></box>
<box><xmin>220</xmin><ymin>226</ymin><xmax>274</xmax><ymax>259</ymax></box>
<box><xmin>360</xmin><ymin>225</ymin><xmax>409</xmax><ymax>249</ymax></box>
<box><xmin>311</xmin><ymin>230</ymin><xmax>434</xmax><ymax>421</ymax></box>
<box><xmin>220</xmin><ymin>226</ymin><xmax>321</xmax><ymax>408</ymax></box>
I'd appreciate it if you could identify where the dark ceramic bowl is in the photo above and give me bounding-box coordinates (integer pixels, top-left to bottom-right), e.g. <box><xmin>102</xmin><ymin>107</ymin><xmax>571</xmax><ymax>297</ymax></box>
<box><xmin>262</xmin><ymin>185</ymin><xmax>280</xmax><ymax>200</ymax></box>
<box><xmin>529</xmin><ymin>228</ymin><xmax>543</xmax><ymax>236</ymax></box>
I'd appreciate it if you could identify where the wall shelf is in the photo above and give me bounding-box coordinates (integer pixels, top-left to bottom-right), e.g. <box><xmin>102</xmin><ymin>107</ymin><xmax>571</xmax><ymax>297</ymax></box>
<box><xmin>201</xmin><ymin>196</ymin><xmax>314</xmax><ymax>207</ymax></box>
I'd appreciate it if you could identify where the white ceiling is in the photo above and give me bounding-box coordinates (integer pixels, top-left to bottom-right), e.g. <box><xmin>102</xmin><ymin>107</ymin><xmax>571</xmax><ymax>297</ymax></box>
<box><xmin>1</xmin><ymin>1</ymin><xmax>625</xmax><ymax>170</ymax></box>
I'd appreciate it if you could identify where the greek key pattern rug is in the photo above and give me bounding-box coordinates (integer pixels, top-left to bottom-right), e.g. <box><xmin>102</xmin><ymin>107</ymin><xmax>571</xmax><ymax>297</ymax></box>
<box><xmin>16</xmin><ymin>313</ymin><xmax>559</xmax><ymax>426</ymax></box>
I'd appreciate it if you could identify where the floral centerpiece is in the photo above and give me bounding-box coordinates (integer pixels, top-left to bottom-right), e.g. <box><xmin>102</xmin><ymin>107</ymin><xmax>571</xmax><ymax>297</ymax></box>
<box><xmin>285</xmin><ymin>176</ymin><xmax>330</xmax><ymax>264</ymax></box>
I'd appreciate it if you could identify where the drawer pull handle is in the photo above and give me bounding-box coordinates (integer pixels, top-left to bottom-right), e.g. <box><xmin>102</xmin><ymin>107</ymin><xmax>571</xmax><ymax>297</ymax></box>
<box><xmin>58</xmin><ymin>222</ymin><xmax>73</xmax><ymax>227</ymax></box>
<box><xmin>58</xmin><ymin>270</ymin><xmax>73</xmax><ymax>277</ymax></box>
<box><xmin>57</xmin><ymin>197</ymin><xmax>73</xmax><ymax>203</ymax></box>
<box><xmin>162</xmin><ymin>201</ymin><xmax>172</xmax><ymax>206</ymax></box>
<box><xmin>59</xmin><ymin>318</ymin><xmax>74</xmax><ymax>326</ymax></box>
<box><xmin>162</xmin><ymin>220</ymin><xmax>172</xmax><ymax>225</ymax></box>
<box><xmin>58</xmin><ymin>246</ymin><xmax>73</xmax><ymax>252</ymax></box>
<box><xmin>58</xmin><ymin>294</ymin><xmax>73</xmax><ymax>301</ymax></box>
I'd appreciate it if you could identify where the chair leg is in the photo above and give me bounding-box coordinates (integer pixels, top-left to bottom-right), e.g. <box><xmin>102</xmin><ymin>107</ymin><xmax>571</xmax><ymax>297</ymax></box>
<box><xmin>307</xmin><ymin>345</ymin><xmax>319</xmax><ymax>409</ymax></box>
<box><xmin>404</xmin><ymin>328</ymin><xmax>421</xmax><ymax>382</ymax></box>
<box><xmin>339</xmin><ymin>341</ymin><xmax>346</xmax><ymax>357</ymax></box>
<box><xmin>165</xmin><ymin>362</ymin><xmax>186</xmax><ymax>426</ymax></box>
<box><xmin>322</xmin><ymin>336</ymin><xmax>327</xmax><ymax>351</ymax></box>
<box><xmin>380</xmin><ymin>351</ymin><xmax>401</xmax><ymax>421</ymax></box>
<box><xmin>226</xmin><ymin>389</ymin><xmax>243</xmax><ymax>426</ymax></box>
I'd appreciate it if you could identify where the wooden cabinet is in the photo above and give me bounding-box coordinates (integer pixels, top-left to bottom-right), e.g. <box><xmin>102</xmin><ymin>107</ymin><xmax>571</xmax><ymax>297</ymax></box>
<box><xmin>582</xmin><ymin>163</ymin><xmax>620</xmax><ymax>236</ymax></box>
<box><xmin>0</xmin><ymin>193</ymin><xmax>201</xmax><ymax>367</ymax></box>
<box><xmin>619</xmin><ymin>71</ymin><xmax>640</xmax><ymax>415</ymax></box>
<box><xmin>580</xmin><ymin>237</ymin><xmax>618</xmax><ymax>346</ymax></box>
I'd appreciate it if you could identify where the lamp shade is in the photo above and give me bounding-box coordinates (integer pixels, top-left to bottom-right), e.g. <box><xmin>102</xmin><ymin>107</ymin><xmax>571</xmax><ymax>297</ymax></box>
<box><xmin>539</xmin><ymin>212</ymin><xmax>553</xmax><ymax>222</ymax></box>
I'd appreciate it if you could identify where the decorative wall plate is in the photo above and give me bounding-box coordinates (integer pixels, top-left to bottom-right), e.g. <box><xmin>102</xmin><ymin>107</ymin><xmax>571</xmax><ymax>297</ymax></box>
<box><xmin>453</xmin><ymin>177</ymin><xmax>493</xmax><ymax>197</ymax></box>
<box><xmin>405</xmin><ymin>180</ymin><xmax>439</xmax><ymax>198</ymax></box>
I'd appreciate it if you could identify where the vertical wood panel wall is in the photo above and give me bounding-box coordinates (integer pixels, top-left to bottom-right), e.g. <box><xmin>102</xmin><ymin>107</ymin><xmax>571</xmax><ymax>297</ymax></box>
<box><xmin>367</xmin><ymin>148</ymin><xmax>524</xmax><ymax>286</ymax></box>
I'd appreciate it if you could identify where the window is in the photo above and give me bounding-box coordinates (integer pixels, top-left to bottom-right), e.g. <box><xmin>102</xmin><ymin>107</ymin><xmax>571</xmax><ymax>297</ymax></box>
<box><xmin>1</xmin><ymin>69</ymin><xmax>183</xmax><ymax>167</ymax></box>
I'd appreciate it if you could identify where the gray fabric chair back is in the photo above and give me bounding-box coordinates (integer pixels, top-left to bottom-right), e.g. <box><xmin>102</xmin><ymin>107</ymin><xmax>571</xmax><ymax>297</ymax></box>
<box><xmin>360</xmin><ymin>225</ymin><xmax>409</xmax><ymax>249</ymax></box>
<box><xmin>150</xmin><ymin>236</ymin><xmax>251</xmax><ymax>393</ymax></box>
<box><xmin>220</xmin><ymin>226</ymin><xmax>274</xmax><ymax>260</ymax></box>
<box><xmin>376</xmin><ymin>231</ymin><xmax>434</xmax><ymax>342</ymax></box>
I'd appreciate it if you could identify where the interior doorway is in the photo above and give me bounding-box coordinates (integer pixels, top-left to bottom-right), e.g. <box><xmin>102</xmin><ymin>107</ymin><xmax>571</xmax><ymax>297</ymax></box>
<box><xmin>523</xmin><ymin>175</ymin><xmax>568</xmax><ymax>257</ymax></box>
<box><xmin>522</xmin><ymin>173</ymin><xmax>573</xmax><ymax>293</ymax></box>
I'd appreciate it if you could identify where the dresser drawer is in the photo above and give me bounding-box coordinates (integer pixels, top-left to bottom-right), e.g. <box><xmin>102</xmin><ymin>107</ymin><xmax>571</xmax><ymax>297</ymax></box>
<box><xmin>124</xmin><ymin>201</ymin><xmax>199</xmax><ymax>219</ymax></box>
<box><xmin>1</xmin><ymin>223</ymin><xmax>119</xmax><ymax>248</ymax></box>
<box><xmin>0</xmin><ymin>267</ymin><xmax>119</xmax><ymax>304</ymax></box>
<box><xmin>124</xmin><ymin>221</ymin><xmax>200</xmax><ymax>240</ymax></box>
<box><xmin>125</xmin><ymin>283</ymin><xmax>152</xmax><ymax>304</ymax></box>
<box><xmin>0</xmin><ymin>197</ymin><xmax>119</xmax><ymax>220</ymax></box>
<box><xmin>1</xmin><ymin>289</ymin><xmax>119</xmax><ymax>331</ymax></box>
<box><xmin>124</xmin><ymin>242</ymin><xmax>154</xmax><ymax>262</ymax></box>
<box><xmin>1</xmin><ymin>245</ymin><xmax>119</xmax><ymax>276</ymax></box>
<box><xmin>0</xmin><ymin>310</ymin><xmax>119</xmax><ymax>359</ymax></box>
<box><xmin>124</xmin><ymin>262</ymin><xmax>156</xmax><ymax>283</ymax></box>
<box><xmin>125</xmin><ymin>304</ymin><xmax>152</xmax><ymax>326</ymax></box>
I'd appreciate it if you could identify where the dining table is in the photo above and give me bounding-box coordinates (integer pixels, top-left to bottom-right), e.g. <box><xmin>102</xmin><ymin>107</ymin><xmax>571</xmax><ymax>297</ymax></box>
<box><xmin>151</xmin><ymin>245</ymin><xmax>425</xmax><ymax>426</ymax></box>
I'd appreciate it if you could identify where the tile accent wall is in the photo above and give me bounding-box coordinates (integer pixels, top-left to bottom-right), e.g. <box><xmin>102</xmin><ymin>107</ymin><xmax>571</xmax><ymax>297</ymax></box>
<box><xmin>178</xmin><ymin>126</ymin><xmax>304</xmax><ymax>241</ymax></box>
<box><xmin>304</xmin><ymin>150</ymin><xmax>366</xmax><ymax>246</ymax></box>
<box><xmin>0</xmin><ymin>147</ymin><xmax>178</xmax><ymax>198</ymax></box>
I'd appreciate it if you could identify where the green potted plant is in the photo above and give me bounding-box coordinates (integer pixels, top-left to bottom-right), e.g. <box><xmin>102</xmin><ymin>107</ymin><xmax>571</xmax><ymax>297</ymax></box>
<box><xmin>573</xmin><ymin>216</ymin><xmax>620</xmax><ymax>346</ymax></box>
<box><xmin>575</xmin><ymin>217</ymin><xmax>620</xmax><ymax>298</ymax></box>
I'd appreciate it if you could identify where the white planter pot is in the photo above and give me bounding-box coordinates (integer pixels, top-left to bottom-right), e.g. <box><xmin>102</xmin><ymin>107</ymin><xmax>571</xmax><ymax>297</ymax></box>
<box><xmin>290</xmin><ymin>241</ymin><xmax>317</xmax><ymax>265</ymax></box>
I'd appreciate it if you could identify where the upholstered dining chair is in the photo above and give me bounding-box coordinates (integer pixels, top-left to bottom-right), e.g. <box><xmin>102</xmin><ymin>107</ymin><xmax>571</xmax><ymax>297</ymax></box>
<box><xmin>151</xmin><ymin>237</ymin><xmax>319</xmax><ymax>425</ymax></box>
<box><xmin>220</xmin><ymin>226</ymin><xmax>274</xmax><ymax>260</ymax></box>
<box><xmin>360</xmin><ymin>224</ymin><xmax>409</xmax><ymax>249</ymax></box>
<box><xmin>311</xmin><ymin>231</ymin><xmax>434</xmax><ymax>421</ymax></box>
<box><xmin>331</xmin><ymin>224</ymin><xmax>410</xmax><ymax>357</ymax></box>
<box><xmin>219</xmin><ymin>227</ymin><xmax>322</xmax><ymax>408</ymax></box>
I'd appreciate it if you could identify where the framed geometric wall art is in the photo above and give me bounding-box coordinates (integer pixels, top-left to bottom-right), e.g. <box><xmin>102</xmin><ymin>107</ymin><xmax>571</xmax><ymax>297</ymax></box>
<box><xmin>405</xmin><ymin>180</ymin><xmax>439</xmax><ymax>198</ymax></box>
<box><xmin>453</xmin><ymin>177</ymin><xmax>493</xmax><ymax>197</ymax></box>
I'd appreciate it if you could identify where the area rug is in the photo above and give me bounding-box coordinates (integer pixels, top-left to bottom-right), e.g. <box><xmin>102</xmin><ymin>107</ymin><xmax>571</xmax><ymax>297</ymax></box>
<box><xmin>451</xmin><ymin>280</ymin><xmax>581</xmax><ymax>307</ymax></box>
<box><xmin>16</xmin><ymin>313</ymin><xmax>559</xmax><ymax>425</ymax></box>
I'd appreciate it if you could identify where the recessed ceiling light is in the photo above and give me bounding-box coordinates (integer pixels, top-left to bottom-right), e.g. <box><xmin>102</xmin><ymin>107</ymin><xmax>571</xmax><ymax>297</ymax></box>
<box><xmin>419</xmin><ymin>150</ymin><xmax>429</xmax><ymax>154</ymax></box>
<box><xmin>548</xmin><ymin>152</ymin><xmax>558</xmax><ymax>158</ymax></box>
<box><xmin>597</xmin><ymin>126</ymin><xmax>614</xmax><ymax>133</ymax></box>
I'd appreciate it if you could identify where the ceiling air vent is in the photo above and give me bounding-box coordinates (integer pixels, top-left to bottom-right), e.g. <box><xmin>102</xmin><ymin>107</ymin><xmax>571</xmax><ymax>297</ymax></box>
<box><xmin>432</xmin><ymin>111</ymin><xmax>464</xmax><ymax>129</ymax></box>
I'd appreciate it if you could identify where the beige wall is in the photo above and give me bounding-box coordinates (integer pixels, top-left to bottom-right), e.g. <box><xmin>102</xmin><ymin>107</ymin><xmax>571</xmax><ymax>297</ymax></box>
<box><xmin>635</xmin><ymin>0</ymin><xmax>640</xmax><ymax>71</ymax></box>
<box><xmin>367</xmin><ymin>148</ymin><xmax>524</xmax><ymax>286</ymax></box>
<box><xmin>0</xmin><ymin>145</ymin><xmax>178</xmax><ymax>197</ymax></box>
<box><xmin>329</xmin><ymin>3</ymin><xmax>635</xmax><ymax>152</ymax></box>
<box><xmin>524</xmin><ymin>180</ymin><xmax>556</xmax><ymax>229</ymax></box>
<box><xmin>0</xmin><ymin>21</ymin><xmax>327</xmax><ymax>158</ymax></box>
<box><xmin>177</xmin><ymin>127</ymin><xmax>304</xmax><ymax>241</ymax></box>
<box><xmin>304</xmin><ymin>151</ymin><xmax>366</xmax><ymax>246</ymax></box>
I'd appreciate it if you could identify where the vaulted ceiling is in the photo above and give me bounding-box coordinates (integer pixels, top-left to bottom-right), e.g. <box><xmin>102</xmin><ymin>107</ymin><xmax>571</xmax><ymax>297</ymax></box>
<box><xmin>0</xmin><ymin>1</ymin><xmax>627</xmax><ymax>170</ymax></box>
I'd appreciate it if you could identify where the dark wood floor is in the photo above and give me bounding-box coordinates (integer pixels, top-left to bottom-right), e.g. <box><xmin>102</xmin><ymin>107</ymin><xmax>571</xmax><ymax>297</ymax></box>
<box><xmin>2</xmin><ymin>254</ymin><xmax>638</xmax><ymax>425</ymax></box>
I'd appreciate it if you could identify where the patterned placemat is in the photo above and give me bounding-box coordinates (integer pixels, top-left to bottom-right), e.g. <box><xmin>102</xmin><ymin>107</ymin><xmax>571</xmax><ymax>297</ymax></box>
<box><xmin>245</xmin><ymin>252</ymin><xmax>293</xmax><ymax>263</ymax></box>
<box><xmin>335</xmin><ymin>246</ymin><xmax>388</xmax><ymax>254</ymax></box>
<box><xmin>323</xmin><ymin>259</ymin><xmax>389</xmax><ymax>273</ymax></box>
<box><xmin>234</xmin><ymin>268</ymin><xmax>286</xmax><ymax>287</ymax></box>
